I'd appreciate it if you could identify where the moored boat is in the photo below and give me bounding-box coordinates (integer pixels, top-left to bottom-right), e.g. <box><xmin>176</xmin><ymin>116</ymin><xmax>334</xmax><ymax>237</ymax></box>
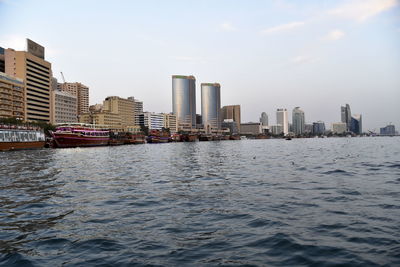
<box><xmin>50</xmin><ymin>123</ymin><xmax>110</xmax><ymax>148</ymax></box>
<box><xmin>146</xmin><ymin>129</ymin><xmax>171</xmax><ymax>143</ymax></box>
<box><xmin>0</xmin><ymin>125</ymin><xmax>45</xmax><ymax>151</ymax></box>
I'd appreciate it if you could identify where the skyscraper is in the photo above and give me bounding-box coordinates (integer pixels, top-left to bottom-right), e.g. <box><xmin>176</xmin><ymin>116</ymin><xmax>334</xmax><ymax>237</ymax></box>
<box><xmin>5</xmin><ymin>39</ymin><xmax>52</xmax><ymax>122</ymax></box>
<box><xmin>221</xmin><ymin>105</ymin><xmax>241</xmax><ymax>132</ymax></box>
<box><xmin>59</xmin><ymin>82</ymin><xmax>89</xmax><ymax>115</ymax></box>
<box><xmin>276</xmin><ymin>108</ymin><xmax>288</xmax><ymax>135</ymax></box>
<box><xmin>172</xmin><ymin>75</ymin><xmax>196</xmax><ymax>129</ymax></box>
<box><xmin>341</xmin><ymin>104</ymin><xmax>351</xmax><ymax>131</ymax></box>
<box><xmin>350</xmin><ymin>114</ymin><xmax>362</xmax><ymax>135</ymax></box>
<box><xmin>260</xmin><ymin>112</ymin><xmax>268</xmax><ymax>126</ymax></box>
<box><xmin>292</xmin><ymin>107</ymin><xmax>305</xmax><ymax>135</ymax></box>
<box><xmin>201</xmin><ymin>83</ymin><xmax>221</xmax><ymax>131</ymax></box>
<box><xmin>312</xmin><ymin>121</ymin><xmax>325</xmax><ymax>135</ymax></box>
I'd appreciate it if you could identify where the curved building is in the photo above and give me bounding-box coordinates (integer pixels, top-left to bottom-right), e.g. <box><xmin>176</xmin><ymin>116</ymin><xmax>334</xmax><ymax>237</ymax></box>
<box><xmin>172</xmin><ymin>75</ymin><xmax>196</xmax><ymax>129</ymax></box>
<box><xmin>260</xmin><ymin>112</ymin><xmax>268</xmax><ymax>126</ymax></box>
<box><xmin>201</xmin><ymin>83</ymin><xmax>221</xmax><ymax>131</ymax></box>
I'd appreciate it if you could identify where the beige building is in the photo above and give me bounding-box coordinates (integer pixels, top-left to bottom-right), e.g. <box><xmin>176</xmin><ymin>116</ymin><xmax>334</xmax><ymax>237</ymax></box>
<box><xmin>222</xmin><ymin>105</ymin><xmax>241</xmax><ymax>132</ymax></box>
<box><xmin>50</xmin><ymin>90</ymin><xmax>77</xmax><ymax>124</ymax></box>
<box><xmin>0</xmin><ymin>72</ymin><xmax>25</xmax><ymax>120</ymax></box>
<box><xmin>79</xmin><ymin>111</ymin><xmax>122</xmax><ymax>130</ymax></box>
<box><xmin>127</xmin><ymin>97</ymin><xmax>143</xmax><ymax>126</ymax></box>
<box><xmin>58</xmin><ymin>82</ymin><xmax>89</xmax><ymax>115</ymax></box>
<box><xmin>103</xmin><ymin>96</ymin><xmax>135</xmax><ymax>129</ymax></box>
<box><xmin>332</xmin><ymin>122</ymin><xmax>347</xmax><ymax>134</ymax></box>
<box><xmin>163</xmin><ymin>113</ymin><xmax>178</xmax><ymax>133</ymax></box>
<box><xmin>240</xmin><ymin>122</ymin><xmax>261</xmax><ymax>135</ymax></box>
<box><xmin>5</xmin><ymin>39</ymin><xmax>52</xmax><ymax>122</ymax></box>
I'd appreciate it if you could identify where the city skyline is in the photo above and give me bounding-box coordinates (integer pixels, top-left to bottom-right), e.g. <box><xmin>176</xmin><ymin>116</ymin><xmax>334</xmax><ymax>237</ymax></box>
<box><xmin>1</xmin><ymin>0</ymin><xmax>399</xmax><ymax>131</ymax></box>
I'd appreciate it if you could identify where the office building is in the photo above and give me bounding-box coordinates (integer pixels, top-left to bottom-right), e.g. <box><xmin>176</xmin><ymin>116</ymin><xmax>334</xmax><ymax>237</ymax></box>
<box><xmin>260</xmin><ymin>112</ymin><xmax>268</xmax><ymax>126</ymax></box>
<box><xmin>222</xmin><ymin>105</ymin><xmax>241</xmax><ymax>132</ymax></box>
<box><xmin>380</xmin><ymin>125</ymin><xmax>395</xmax><ymax>135</ymax></box>
<box><xmin>138</xmin><ymin>112</ymin><xmax>164</xmax><ymax>130</ymax></box>
<box><xmin>276</xmin><ymin>108</ymin><xmax>288</xmax><ymax>135</ymax></box>
<box><xmin>240</xmin><ymin>122</ymin><xmax>261</xmax><ymax>135</ymax></box>
<box><xmin>341</xmin><ymin>104</ymin><xmax>351</xmax><ymax>131</ymax></box>
<box><xmin>50</xmin><ymin>90</ymin><xmax>77</xmax><ymax>124</ymax></box>
<box><xmin>332</xmin><ymin>122</ymin><xmax>347</xmax><ymax>134</ymax></box>
<box><xmin>5</xmin><ymin>39</ymin><xmax>52</xmax><ymax>122</ymax></box>
<box><xmin>292</xmin><ymin>107</ymin><xmax>305</xmax><ymax>135</ymax></box>
<box><xmin>350</xmin><ymin>114</ymin><xmax>362</xmax><ymax>135</ymax></box>
<box><xmin>270</xmin><ymin>125</ymin><xmax>283</xmax><ymax>135</ymax></box>
<box><xmin>163</xmin><ymin>113</ymin><xmax>178</xmax><ymax>133</ymax></box>
<box><xmin>201</xmin><ymin>82</ymin><xmax>221</xmax><ymax>131</ymax></box>
<box><xmin>304</xmin><ymin>123</ymin><xmax>313</xmax><ymax>134</ymax></box>
<box><xmin>0</xmin><ymin>47</ymin><xmax>5</xmax><ymax>72</ymax></box>
<box><xmin>312</xmin><ymin>121</ymin><xmax>325</xmax><ymax>135</ymax></box>
<box><xmin>79</xmin><ymin>111</ymin><xmax>122</xmax><ymax>130</ymax></box>
<box><xmin>127</xmin><ymin>97</ymin><xmax>143</xmax><ymax>126</ymax></box>
<box><xmin>222</xmin><ymin>119</ymin><xmax>239</xmax><ymax>134</ymax></box>
<box><xmin>172</xmin><ymin>75</ymin><xmax>196</xmax><ymax>129</ymax></box>
<box><xmin>103</xmin><ymin>96</ymin><xmax>135</xmax><ymax>129</ymax></box>
<box><xmin>0</xmin><ymin>72</ymin><xmax>24</xmax><ymax>120</ymax></box>
<box><xmin>59</xmin><ymin>82</ymin><xmax>89</xmax><ymax>115</ymax></box>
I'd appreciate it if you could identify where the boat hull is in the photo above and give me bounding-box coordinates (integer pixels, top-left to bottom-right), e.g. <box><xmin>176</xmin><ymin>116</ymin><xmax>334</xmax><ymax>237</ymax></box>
<box><xmin>0</xmin><ymin>141</ymin><xmax>45</xmax><ymax>151</ymax></box>
<box><xmin>52</xmin><ymin>133</ymin><xmax>109</xmax><ymax>148</ymax></box>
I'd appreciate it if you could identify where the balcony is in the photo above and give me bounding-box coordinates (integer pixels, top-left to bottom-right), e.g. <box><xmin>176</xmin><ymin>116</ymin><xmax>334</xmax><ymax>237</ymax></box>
<box><xmin>0</xmin><ymin>88</ymin><xmax>12</xmax><ymax>94</ymax></box>
<box><xmin>0</xmin><ymin>100</ymin><xmax>12</xmax><ymax>105</ymax></box>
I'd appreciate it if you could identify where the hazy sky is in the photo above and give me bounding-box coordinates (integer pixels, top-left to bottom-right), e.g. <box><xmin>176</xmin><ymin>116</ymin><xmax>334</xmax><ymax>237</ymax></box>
<box><xmin>1</xmin><ymin>0</ymin><xmax>399</xmax><ymax>131</ymax></box>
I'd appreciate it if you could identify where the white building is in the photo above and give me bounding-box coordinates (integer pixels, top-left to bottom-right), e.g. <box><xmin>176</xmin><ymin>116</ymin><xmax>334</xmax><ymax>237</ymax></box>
<box><xmin>270</xmin><ymin>124</ymin><xmax>283</xmax><ymax>135</ymax></box>
<box><xmin>51</xmin><ymin>90</ymin><xmax>78</xmax><ymax>124</ymax></box>
<box><xmin>140</xmin><ymin>112</ymin><xmax>164</xmax><ymax>130</ymax></box>
<box><xmin>276</xmin><ymin>108</ymin><xmax>288</xmax><ymax>135</ymax></box>
<box><xmin>332</xmin><ymin>122</ymin><xmax>347</xmax><ymax>134</ymax></box>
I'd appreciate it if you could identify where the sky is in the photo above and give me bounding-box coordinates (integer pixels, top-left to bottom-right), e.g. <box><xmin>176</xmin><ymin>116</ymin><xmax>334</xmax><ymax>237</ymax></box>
<box><xmin>0</xmin><ymin>0</ymin><xmax>399</xmax><ymax>131</ymax></box>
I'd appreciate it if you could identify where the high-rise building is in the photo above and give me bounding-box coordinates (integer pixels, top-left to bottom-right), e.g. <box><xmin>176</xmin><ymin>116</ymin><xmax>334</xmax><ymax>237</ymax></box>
<box><xmin>380</xmin><ymin>125</ymin><xmax>395</xmax><ymax>135</ymax></box>
<box><xmin>221</xmin><ymin>105</ymin><xmax>241</xmax><ymax>132</ymax></box>
<box><xmin>50</xmin><ymin>90</ymin><xmax>77</xmax><ymax>124</ymax></box>
<box><xmin>341</xmin><ymin>104</ymin><xmax>351</xmax><ymax>131</ymax></box>
<box><xmin>138</xmin><ymin>112</ymin><xmax>164</xmax><ymax>130</ymax></box>
<box><xmin>163</xmin><ymin>113</ymin><xmax>178</xmax><ymax>133</ymax></box>
<box><xmin>0</xmin><ymin>72</ymin><xmax>24</xmax><ymax>120</ymax></box>
<box><xmin>292</xmin><ymin>107</ymin><xmax>305</xmax><ymax>135</ymax></box>
<box><xmin>312</xmin><ymin>121</ymin><xmax>326</xmax><ymax>135</ymax></box>
<box><xmin>172</xmin><ymin>75</ymin><xmax>196</xmax><ymax>129</ymax></box>
<box><xmin>332</xmin><ymin>122</ymin><xmax>347</xmax><ymax>134</ymax></box>
<box><xmin>270</xmin><ymin>125</ymin><xmax>284</xmax><ymax>135</ymax></box>
<box><xmin>5</xmin><ymin>39</ymin><xmax>52</xmax><ymax>122</ymax></box>
<box><xmin>80</xmin><ymin>111</ymin><xmax>122</xmax><ymax>130</ymax></box>
<box><xmin>103</xmin><ymin>96</ymin><xmax>135</xmax><ymax>129</ymax></box>
<box><xmin>0</xmin><ymin>47</ymin><xmax>5</xmax><ymax>73</ymax></box>
<box><xmin>240</xmin><ymin>122</ymin><xmax>261</xmax><ymax>135</ymax></box>
<box><xmin>276</xmin><ymin>108</ymin><xmax>288</xmax><ymax>135</ymax></box>
<box><xmin>350</xmin><ymin>114</ymin><xmax>362</xmax><ymax>134</ymax></box>
<box><xmin>304</xmin><ymin>123</ymin><xmax>313</xmax><ymax>134</ymax></box>
<box><xmin>59</xmin><ymin>82</ymin><xmax>89</xmax><ymax>115</ymax></box>
<box><xmin>201</xmin><ymin>83</ymin><xmax>221</xmax><ymax>131</ymax></box>
<box><xmin>128</xmin><ymin>96</ymin><xmax>143</xmax><ymax>126</ymax></box>
<box><xmin>260</xmin><ymin>112</ymin><xmax>268</xmax><ymax>126</ymax></box>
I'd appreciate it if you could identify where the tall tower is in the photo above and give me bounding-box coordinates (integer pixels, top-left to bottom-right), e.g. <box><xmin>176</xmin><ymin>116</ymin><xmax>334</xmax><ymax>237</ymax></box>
<box><xmin>292</xmin><ymin>107</ymin><xmax>305</xmax><ymax>135</ymax></box>
<box><xmin>201</xmin><ymin>83</ymin><xmax>221</xmax><ymax>131</ymax></box>
<box><xmin>172</xmin><ymin>75</ymin><xmax>196</xmax><ymax>129</ymax></box>
<box><xmin>276</xmin><ymin>108</ymin><xmax>288</xmax><ymax>135</ymax></box>
<box><xmin>260</xmin><ymin>112</ymin><xmax>268</xmax><ymax>126</ymax></box>
<box><xmin>341</xmin><ymin>104</ymin><xmax>351</xmax><ymax>131</ymax></box>
<box><xmin>221</xmin><ymin>105</ymin><xmax>241</xmax><ymax>132</ymax></box>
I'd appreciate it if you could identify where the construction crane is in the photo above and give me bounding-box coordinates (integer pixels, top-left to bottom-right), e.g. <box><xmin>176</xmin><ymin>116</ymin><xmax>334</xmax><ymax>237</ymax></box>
<box><xmin>60</xmin><ymin>72</ymin><xmax>66</xmax><ymax>83</ymax></box>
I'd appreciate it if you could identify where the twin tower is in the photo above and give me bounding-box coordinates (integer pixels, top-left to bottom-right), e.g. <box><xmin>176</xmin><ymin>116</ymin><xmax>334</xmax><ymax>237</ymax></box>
<box><xmin>172</xmin><ymin>75</ymin><xmax>221</xmax><ymax>131</ymax></box>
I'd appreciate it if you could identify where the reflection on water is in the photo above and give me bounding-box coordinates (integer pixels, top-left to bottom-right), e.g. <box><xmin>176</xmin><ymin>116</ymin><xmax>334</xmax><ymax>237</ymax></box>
<box><xmin>1</xmin><ymin>138</ymin><xmax>400</xmax><ymax>266</ymax></box>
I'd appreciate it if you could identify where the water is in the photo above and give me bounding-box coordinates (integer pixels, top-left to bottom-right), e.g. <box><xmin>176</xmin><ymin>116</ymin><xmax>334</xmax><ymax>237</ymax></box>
<box><xmin>0</xmin><ymin>137</ymin><xmax>399</xmax><ymax>266</ymax></box>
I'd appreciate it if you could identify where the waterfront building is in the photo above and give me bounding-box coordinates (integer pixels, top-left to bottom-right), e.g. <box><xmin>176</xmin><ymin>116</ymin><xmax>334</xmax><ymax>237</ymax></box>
<box><xmin>350</xmin><ymin>114</ymin><xmax>362</xmax><ymax>135</ymax></box>
<box><xmin>139</xmin><ymin>112</ymin><xmax>164</xmax><ymax>130</ymax></box>
<box><xmin>0</xmin><ymin>47</ymin><xmax>5</xmax><ymax>72</ymax></box>
<box><xmin>79</xmin><ymin>111</ymin><xmax>122</xmax><ymax>130</ymax></box>
<box><xmin>276</xmin><ymin>108</ymin><xmax>288</xmax><ymax>135</ymax></box>
<box><xmin>163</xmin><ymin>113</ymin><xmax>178</xmax><ymax>133</ymax></box>
<box><xmin>172</xmin><ymin>75</ymin><xmax>196</xmax><ymax>129</ymax></box>
<box><xmin>260</xmin><ymin>112</ymin><xmax>268</xmax><ymax>126</ymax></box>
<box><xmin>5</xmin><ymin>39</ymin><xmax>52</xmax><ymax>122</ymax></box>
<box><xmin>240</xmin><ymin>122</ymin><xmax>261</xmax><ymax>135</ymax></box>
<box><xmin>50</xmin><ymin>90</ymin><xmax>77</xmax><ymax>124</ymax></box>
<box><xmin>222</xmin><ymin>119</ymin><xmax>239</xmax><ymax>134</ymax></box>
<box><xmin>341</xmin><ymin>104</ymin><xmax>351</xmax><ymax>131</ymax></box>
<box><xmin>59</xmin><ymin>82</ymin><xmax>89</xmax><ymax>115</ymax></box>
<box><xmin>222</xmin><ymin>105</ymin><xmax>241</xmax><ymax>132</ymax></box>
<box><xmin>201</xmin><ymin>83</ymin><xmax>221</xmax><ymax>132</ymax></box>
<box><xmin>380</xmin><ymin>124</ymin><xmax>395</xmax><ymax>135</ymax></box>
<box><xmin>292</xmin><ymin>107</ymin><xmax>305</xmax><ymax>135</ymax></box>
<box><xmin>270</xmin><ymin>124</ymin><xmax>283</xmax><ymax>135</ymax></box>
<box><xmin>304</xmin><ymin>123</ymin><xmax>313</xmax><ymax>134</ymax></box>
<box><xmin>312</xmin><ymin>121</ymin><xmax>326</xmax><ymax>135</ymax></box>
<box><xmin>127</xmin><ymin>97</ymin><xmax>143</xmax><ymax>126</ymax></box>
<box><xmin>332</xmin><ymin>122</ymin><xmax>347</xmax><ymax>134</ymax></box>
<box><xmin>0</xmin><ymin>72</ymin><xmax>24</xmax><ymax>120</ymax></box>
<box><xmin>103</xmin><ymin>96</ymin><xmax>135</xmax><ymax>129</ymax></box>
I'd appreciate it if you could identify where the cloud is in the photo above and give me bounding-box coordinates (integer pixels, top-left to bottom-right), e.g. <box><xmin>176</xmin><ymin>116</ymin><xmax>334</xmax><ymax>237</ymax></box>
<box><xmin>261</xmin><ymin>21</ymin><xmax>305</xmax><ymax>34</ymax></box>
<box><xmin>219</xmin><ymin>22</ymin><xmax>236</xmax><ymax>32</ymax></box>
<box><xmin>328</xmin><ymin>0</ymin><xmax>399</xmax><ymax>22</ymax></box>
<box><xmin>322</xmin><ymin>30</ymin><xmax>345</xmax><ymax>41</ymax></box>
<box><xmin>291</xmin><ymin>55</ymin><xmax>319</xmax><ymax>65</ymax></box>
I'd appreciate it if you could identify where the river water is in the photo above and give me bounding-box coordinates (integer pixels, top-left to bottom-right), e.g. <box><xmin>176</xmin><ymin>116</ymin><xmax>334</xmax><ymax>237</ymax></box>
<box><xmin>0</xmin><ymin>137</ymin><xmax>399</xmax><ymax>266</ymax></box>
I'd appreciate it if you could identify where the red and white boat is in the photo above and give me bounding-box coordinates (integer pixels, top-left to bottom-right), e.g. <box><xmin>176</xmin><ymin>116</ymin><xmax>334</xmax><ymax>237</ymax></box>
<box><xmin>50</xmin><ymin>123</ymin><xmax>110</xmax><ymax>148</ymax></box>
